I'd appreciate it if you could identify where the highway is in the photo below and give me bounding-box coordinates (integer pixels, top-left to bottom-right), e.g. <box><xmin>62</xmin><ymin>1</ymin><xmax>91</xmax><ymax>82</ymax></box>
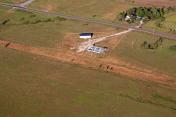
<box><xmin>0</xmin><ymin>2</ymin><xmax>176</xmax><ymax>41</ymax></box>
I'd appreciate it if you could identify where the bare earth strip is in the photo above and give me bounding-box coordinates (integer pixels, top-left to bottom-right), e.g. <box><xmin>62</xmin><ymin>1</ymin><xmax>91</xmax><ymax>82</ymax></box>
<box><xmin>134</xmin><ymin>0</ymin><xmax>176</xmax><ymax>7</ymax></box>
<box><xmin>0</xmin><ymin>40</ymin><xmax>175</xmax><ymax>89</ymax></box>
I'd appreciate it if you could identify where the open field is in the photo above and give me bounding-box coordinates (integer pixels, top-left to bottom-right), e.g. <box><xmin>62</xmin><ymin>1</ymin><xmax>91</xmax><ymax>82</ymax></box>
<box><xmin>0</xmin><ymin>1</ymin><xmax>175</xmax><ymax>83</ymax></box>
<box><xmin>110</xmin><ymin>32</ymin><xmax>176</xmax><ymax>77</ymax></box>
<box><xmin>0</xmin><ymin>1</ymin><xmax>176</xmax><ymax>117</ymax></box>
<box><xmin>145</xmin><ymin>12</ymin><xmax>176</xmax><ymax>33</ymax></box>
<box><xmin>29</xmin><ymin>0</ymin><xmax>133</xmax><ymax>20</ymax></box>
<box><xmin>0</xmin><ymin>5</ymin><xmax>175</xmax><ymax>82</ymax></box>
<box><xmin>0</xmin><ymin>7</ymin><xmax>116</xmax><ymax>47</ymax></box>
<box><xmin>0</xmin><ymin>46</ymin><xmax>176</xmax><ymax>117</ymax></box>
<box><xmin>0</xmin><ymin>0</ymin><xmax>25</xmax><ymax>4</ymax></box>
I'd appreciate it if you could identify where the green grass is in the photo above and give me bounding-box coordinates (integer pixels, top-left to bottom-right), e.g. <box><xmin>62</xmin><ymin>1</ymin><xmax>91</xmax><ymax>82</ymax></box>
<box><xmin>0</xmin><ymin>0</ymin><xmax>25</xmax><ymax>3</ymax></box>
<box><xmin>0</xmin><ymin>46</ymin><xmax>176</xmax><ymax>117</ymax></box>
<box><xmin>0</xmin><ymin>8</ymin><xmax>110</xmax><ymax>47</ymax></box>
<box><xmin>0</xmin><ymin>2</ymin><xmax>176</xmax><ymax>116</ymax></box>
<box><xmin>145</xmin><ymin>12</ymin><xmax>176</xmax><ymax>33</ymax></box>
<box><xmin>111</xmin><ymin>32</ymin><xmax>176</xmax><ymax>76</ymax></box>
<box><xmin>29</xmin><ymin>0</ymin><xmax>132</xmax><ymax>20</ymax></box>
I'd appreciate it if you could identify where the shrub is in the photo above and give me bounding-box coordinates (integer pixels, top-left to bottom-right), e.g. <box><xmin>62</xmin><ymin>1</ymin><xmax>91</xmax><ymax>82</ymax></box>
<box><xmin>1</xmin><ymin>19</ymin><xmax>10</xmax><ymax>25</ymax></box>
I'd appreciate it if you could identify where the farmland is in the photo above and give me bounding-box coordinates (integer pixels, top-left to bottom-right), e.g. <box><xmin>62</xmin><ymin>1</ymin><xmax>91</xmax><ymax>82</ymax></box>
<box><xmin>29</xmin><ymin>0</ymin><xmax>132</xmax><ymax>20</ymax></box>
<box><xmin>111</xmin><ymin>32</ymin><xmax>176</xmax><ymax>76</ymax></box>
<box><xmin>0</xmin><ymin>47</ymin><xmax>176</xmax><ymax>117</ymax></box>
<box><xmin>0</xmin><ymin>0</ymin><xmax>176</xmax><ymax>117</ymax></box>
<box><xmin>145</xmin><ymin>12</ymin><xmax>176</xmax><ymax>33</ymax></box>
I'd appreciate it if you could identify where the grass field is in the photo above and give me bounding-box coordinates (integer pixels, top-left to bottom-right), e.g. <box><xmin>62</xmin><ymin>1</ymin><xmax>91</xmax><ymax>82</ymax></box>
<box><xmin>0</xmin><ymin>46</ymin><xmax>176</xmax><ymax>117</ymax></box>
<box><xmin>0</xmin><ymin>7</ymin><xmax>113</xmax><ymax>47</ymax></box>
<box><xmin>29</xmin><ymin>0</ymin><xmax>133</xmax><ymax>20</ymax></box>
<box><xmin>0</xmin><ymin>0</ymin><xmax>25</xmax><ymax>3</ymax></box>
<box><xmin>111</xmin><ymin>32</ymin><xmax>176</xmax><ymax>77</ymax></box>
<box><xmin>145</xmin><ymin>12</ymin><xmax>176</xmax><ymax>33</ymax></box>
<box><xmin>0</xmin><ymin>1</ymin><xmax>176</xmax><ymax>117</ymax></box>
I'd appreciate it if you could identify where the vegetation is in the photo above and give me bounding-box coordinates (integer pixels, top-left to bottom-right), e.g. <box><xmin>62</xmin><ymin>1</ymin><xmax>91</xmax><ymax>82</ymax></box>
<box><xmin>145</xmin><ymin>12</ymin><xmax>176</xmax><ymax>33</ymax></box>
<box><xmin>119</xmin><ymin>7</ymin><xmax>176</xmax><ymax>23</ymax></box>
<box><xmin>0</xmin><ymin>11</ymin><xmax>67</xmax><ymax>25</ymax></box>
<box><xmin>0</xmin><ymin>7</ymin><xmax>112</xmax><ymax>48</ymax></box>
<box><xmin>112</xmin><ymin>32</ymin><xmax>176</xmax><ymax>76</ymax></box>
<box><xmin>0</xmin><ymin>1</ymin><xmax>176</xmax><ymax>117</ymax></box>
<box><xmin>141</xmin><ymin>37</ymin><xmax>163</xmax><ymax>49</ymax></box>
<box><xmin>0</xmin><ymin>47</ymin><xmax>176</xmax><ymax>117</ymax></box>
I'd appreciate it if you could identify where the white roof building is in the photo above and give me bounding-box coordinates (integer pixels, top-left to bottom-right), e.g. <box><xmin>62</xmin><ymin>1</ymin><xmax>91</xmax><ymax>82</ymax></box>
<box><xmin>87</xmin><ymin>45</ymin><xmax>107</xmax><ymax>54</ymax></box>
<box><xmin>80</xmin><ymin>33</ymin><xmax>93</xmax><ymax>39</ymax></box>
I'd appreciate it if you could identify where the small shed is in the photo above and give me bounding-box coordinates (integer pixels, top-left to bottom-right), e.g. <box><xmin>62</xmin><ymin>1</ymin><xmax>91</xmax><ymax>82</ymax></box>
<box><xmin>80</xmin><ymin>33</ymin><xmax>93</xmax><ymax>39</ymax></box>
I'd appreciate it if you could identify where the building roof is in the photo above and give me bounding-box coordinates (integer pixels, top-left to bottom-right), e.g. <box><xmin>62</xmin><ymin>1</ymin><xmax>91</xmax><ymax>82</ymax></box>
<box><xmin>80</xmin><ymin>33</ymin><xmax>93</xmax><ymax>36</ymax></box>
<box><xmin>87</xmin><ymin>46</ymin><xmax>107</xmax><ymax>54</ymax></box>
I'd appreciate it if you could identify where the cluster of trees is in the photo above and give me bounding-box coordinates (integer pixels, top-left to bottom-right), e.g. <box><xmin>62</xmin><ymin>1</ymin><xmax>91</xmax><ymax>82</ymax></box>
<box><xmin>169</xmin><ymin>28</ymin><xmax>176</xmax><ymax>33</ymax></box>
<box><xmin>141</xmin><ymin>37</ymin><xmax>163</xmax><ymax>49</ymax></box>
<box><xmin>119</xmin><ymin>7</ymin><xmax>176</xmax><ymax>23</ymax></box>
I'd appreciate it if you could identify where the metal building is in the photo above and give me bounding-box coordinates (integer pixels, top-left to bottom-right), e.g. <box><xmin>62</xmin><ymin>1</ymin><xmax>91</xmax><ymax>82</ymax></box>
<box><xmin>80</xmin><ymin>33</ymin><xmax>93</xmax><ymax>39</ymax></box>
<box><xmin>87</xmin><ymin>45</ymin><xmax>107</xmax><ymax>54</ymax></box>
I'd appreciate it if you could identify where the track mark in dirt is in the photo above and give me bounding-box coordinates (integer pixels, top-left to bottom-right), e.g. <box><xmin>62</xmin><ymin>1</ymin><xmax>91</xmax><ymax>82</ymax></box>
<box><xmin>0</xmin><ymin>40</ymin><xmax>175</xmax><ymax>89</ymax></box>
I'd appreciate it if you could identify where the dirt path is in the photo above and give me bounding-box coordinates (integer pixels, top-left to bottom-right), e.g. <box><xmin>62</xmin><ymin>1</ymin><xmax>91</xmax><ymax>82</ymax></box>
<box><xmin>77</xmin><ymin>29</ymin><xmax>133</xmax><ymax>52</ymax></box>
<box><xmin>19</xmin><ymin>0</ymin><xmax>35</xmax><ymax>7</ymax></box>
<box><xmin>0</xmin><ymin>40</ymin><xmax>175</xmax><ymax>89</ymax></box>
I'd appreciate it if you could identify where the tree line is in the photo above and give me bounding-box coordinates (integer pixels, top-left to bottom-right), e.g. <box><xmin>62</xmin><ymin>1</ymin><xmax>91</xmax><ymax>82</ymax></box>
<box><xmin>0</xmin><ymin>14</ymin><xmax>67</xmax><ymax>25</ymax></box>
<box><xmin>141</xmin><ymin>37</ymin><xmax>163</xmax><ymax>49</ymax></box>
<box><xmin>118</xmin><ymin>7</ymin><xmax>176</xmax><ymax>23</ymax></box>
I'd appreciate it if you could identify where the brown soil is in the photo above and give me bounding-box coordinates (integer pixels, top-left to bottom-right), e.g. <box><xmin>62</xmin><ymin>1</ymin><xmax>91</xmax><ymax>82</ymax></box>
<box><xmin>0</xmin><ymin>39</ymin><xmax>175</xmax><ymax>89</ymax></box>
<box><xmin>134</xmin><ymin>0</ymin><xmax>176</xmax><ymax>7</ymax></box>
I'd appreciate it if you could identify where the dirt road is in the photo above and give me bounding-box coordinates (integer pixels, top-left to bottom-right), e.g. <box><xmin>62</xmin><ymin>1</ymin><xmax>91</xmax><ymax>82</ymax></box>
<box><xmin>1</xmin><ymin>2</ymin><xmax>176</xmax><ymax>41</ymax></box>
<box><xmin>18</xmin><ymin>0</ymin><xmax>35</xmax><ymax>7</ymax></box>
<box><xmin>77</xmin><ymin>29</ymin><xmax>133</xmax><ymax>52</ymax></box>
<box><xmin>0</xmin><ymin>40</ymin><xmax>175</xmax><ymax>89</ymax></box>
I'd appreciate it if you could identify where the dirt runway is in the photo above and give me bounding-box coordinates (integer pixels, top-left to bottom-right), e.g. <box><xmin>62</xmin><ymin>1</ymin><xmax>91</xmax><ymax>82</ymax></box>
<box><xmin>0</xmin><ymin>40</ymin><xmax>175</xmax><ymax>89</ymax></box>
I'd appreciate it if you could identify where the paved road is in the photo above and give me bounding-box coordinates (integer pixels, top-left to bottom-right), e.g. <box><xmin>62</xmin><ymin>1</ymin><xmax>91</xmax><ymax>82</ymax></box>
<box><xmin>1</xmin><ymin>2</ymin><xmax>176</xmax><ymax>41</ymax></box>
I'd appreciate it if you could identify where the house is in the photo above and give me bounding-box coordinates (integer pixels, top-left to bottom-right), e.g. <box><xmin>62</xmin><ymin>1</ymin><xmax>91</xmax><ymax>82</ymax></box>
<box><xmin>125</xmin><ymin>15</ymin><xmax>131</xmax><ymax>21</ymax></box>
<box><xmin>80</xmin><ymin>33</ymin><xmax>93</xmax><ymax>39</ymax></box>
<box><xmin>87</xmin><ymin>45</ymin><xmax>107</xmax><ymax>54</ymax></box>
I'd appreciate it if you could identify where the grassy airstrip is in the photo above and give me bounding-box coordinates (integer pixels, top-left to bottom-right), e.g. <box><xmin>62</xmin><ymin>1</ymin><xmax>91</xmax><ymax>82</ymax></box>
<box><xmin>0</xmin><ymin>47</ymin><xmax>176</xmax><ymax>117</ymax></box>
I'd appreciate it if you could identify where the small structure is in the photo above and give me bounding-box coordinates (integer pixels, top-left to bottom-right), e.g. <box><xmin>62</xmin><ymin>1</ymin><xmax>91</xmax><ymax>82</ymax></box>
<box><xmin>125</xmin><ymin>15</ymin><xmax>131</xmax><ymax>21</ymax></box>
<box><xmin>87</xmin><ymin>45</ymin><xmax>107</xmax><ymax>54</ymax></box>
<box><xmin>80</xmin><ymin>33</ymin><xmax>93</xmax><ymax>39</ymax></box>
